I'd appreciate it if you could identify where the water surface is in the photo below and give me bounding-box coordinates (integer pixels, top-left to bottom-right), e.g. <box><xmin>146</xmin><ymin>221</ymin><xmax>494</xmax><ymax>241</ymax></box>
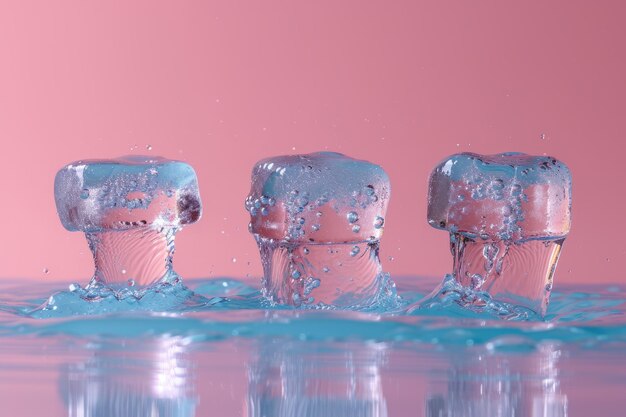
<box><xmin>1</xmin><ymin>276</ymin><xmax>625</xmax><ymax>416</ymax></box>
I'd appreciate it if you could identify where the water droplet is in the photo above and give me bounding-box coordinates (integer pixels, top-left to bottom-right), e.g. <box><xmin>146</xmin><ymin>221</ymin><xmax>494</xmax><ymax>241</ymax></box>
<box><xmin>350</xmin><ymin>246</ymin><xmax>360</xmax><ymax>257</ymax></box>
<box><xmin>388</xmin><ymin>256</ymin><xmax>394</xmax><ymax>261</ymax></box>
<box><xmin>352</xmin><ymin>224</ymin><xmax>361</xmax><ymax>233</ymax></box>
<box><xmin>79</xmin><ymin>188</ymin><xmax>90</xmax><ymax>200</ymax></box>
<box><xmin>323</xmin><ymin>267</ymin><xmax>330</xmax><ymax>273</ymax></box>
<box><xmin>347</xmin><ymin>211</ymin><xmax>359</xmax><ymax>223</ymax></box>
<box><xmin>316</xmin><ymin>211</ymin><xmax>323</xmax><ymax>217</ymax></box>
<box><xmin>303</xmin><ymin>247</ymin><xmax>310</xmax><ymax>255</ymax></box>
<box><xmin>121</xmin><ymin>269</ymin><xmax>126</xmax><ymax>274</ymax></box>
<box><xmin>127</xmin><ymin>279</ymin><xmax>135</xmax><ymax>287</ymax></box>
<box><xmin>43</xmin><ymin>267</ymin><xmax>49</xmax><ymax>274</ymax></box>
<box><xmin>291</xmin><ymin>270</ymin><xmax>301</xmax><ymax>279</ymax></box>
<box><xmin>68</xmin><ymin>283</ymin><xmax>80</xmax><ymax>292</ymax></box>
<box><xmin>146</xmin><ymin>144</ymin><xmax>152</xmax><ymax>151</ymax></box>
<box><xmin>232</xmin><ymin>257</ymin><xmax>237</xmax><ymax>263</ymax></box>
<box><xmin>296</xmin><ymin>196</ymin><xmax>309</xmax><ymax>207</ymax></box>
<box><xmin>374</xmin><ymin>216</ymin><xmax>385</xmax><ymax>229</ymax></box>
<box><xmin>311</xmin><ymin>224</ymin><xmax>320</xmax><ymax>231</ymax></box>
<box><xmin>261</xmin><ymin>207</ymin><xmax>269</xmax><ymax>216</ymax></box>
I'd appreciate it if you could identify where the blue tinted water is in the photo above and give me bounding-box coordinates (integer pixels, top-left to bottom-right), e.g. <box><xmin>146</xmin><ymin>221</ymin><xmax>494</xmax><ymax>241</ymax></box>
<box><xmin>1</xmin><ymin>276</ymin><xmax>625</xmax><ymax>416</ymax></box>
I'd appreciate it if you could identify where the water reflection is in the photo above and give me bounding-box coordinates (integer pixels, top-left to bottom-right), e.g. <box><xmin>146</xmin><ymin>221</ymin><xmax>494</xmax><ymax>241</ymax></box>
<box><xmin>247</xmin><ymin>339</ymin><xmax>388</xmax><ymax>417</ymax></box>
<box><xmin>61</xmin><ymin>336</ymin><xmax>196</xmax><ymax>417</ymax></box>
<box><xmin>56</xmin><ymin>335</ymin><xmax>568</xmax><ymax>417</ymax></box>
<box><xmin>426</xmin><ymin>343</ymin><xmax>567</xmax><ymax>417</ymax></box>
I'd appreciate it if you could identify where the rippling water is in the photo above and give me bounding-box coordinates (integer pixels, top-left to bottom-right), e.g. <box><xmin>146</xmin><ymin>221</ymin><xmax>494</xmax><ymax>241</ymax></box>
<box><xmin>1</xmin><ymin>276</ymin><xmax>625</xmax><ymax>416</ymax></box>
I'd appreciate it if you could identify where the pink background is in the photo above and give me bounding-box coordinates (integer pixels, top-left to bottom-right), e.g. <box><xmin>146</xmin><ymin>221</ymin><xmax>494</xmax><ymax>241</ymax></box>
<box><xmin>0</xmin><ymin>1</ymin><xmax>624</xmax><ymax>284</ymax></box>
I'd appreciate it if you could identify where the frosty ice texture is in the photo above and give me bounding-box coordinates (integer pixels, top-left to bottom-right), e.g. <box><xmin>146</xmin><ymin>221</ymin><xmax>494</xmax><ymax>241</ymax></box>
<box><xmin>428</xmin><ymin>152</ymin><xmax>572</xmax><ymax>315</ymax></box>
<box><xmin>246</xmin><ymin>152</ymin><xmax>392</xmax><ymax>307</ymax></box>
<box><xmin>54</xmin><ymin>156</ymin><xmax>201</xmax><ymax>289</ymax></box>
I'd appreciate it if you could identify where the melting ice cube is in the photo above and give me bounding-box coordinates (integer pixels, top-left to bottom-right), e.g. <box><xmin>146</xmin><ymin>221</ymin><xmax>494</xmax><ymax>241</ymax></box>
<box><xmin>54</xmin><ymin>156</ymin><xmax>201</xmax><ymax>290</ymax></box>
<box><xmin>245</xmin><ymin>152</ymin><xmax>395</xmax><ymax>308</ymax></box>
<box><xmin>427</xmin><ymin>152</ymin><xmax>572</xmax><ymax>316</ymax></box>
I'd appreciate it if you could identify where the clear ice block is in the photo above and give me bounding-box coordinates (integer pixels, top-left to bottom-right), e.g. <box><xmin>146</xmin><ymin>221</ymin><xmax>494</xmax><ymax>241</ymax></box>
<box><xmin>427</xmin><ymin>152</ymin><xmax>572</xmax><ymax>316</ymax></box>
<box><xmin>245</xmin><ymin>152</ymin><xmax>393</xmax><ymax>308</ymax></box>
<box><xmin>54</xmin><ymin>155</ymin><xmax>201</xmax><ymax>290</ymax></box>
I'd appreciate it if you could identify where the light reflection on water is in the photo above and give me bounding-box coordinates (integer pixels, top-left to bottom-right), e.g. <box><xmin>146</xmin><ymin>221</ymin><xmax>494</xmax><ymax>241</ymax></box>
<box><xmin>0</xmin><ymin>276</ymin><xmax>625</xmax><ymax>416</ymax></box>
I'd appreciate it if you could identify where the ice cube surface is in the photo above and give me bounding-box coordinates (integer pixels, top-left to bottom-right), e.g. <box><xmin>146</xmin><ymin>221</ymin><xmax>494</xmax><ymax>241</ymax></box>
<box><xmin>428</xmin><ymin>152</ymin><xmax>571</xmax><ymax>241</ymax></box>
<box><xmin>54</xmin><ymin>155</ymin><xmax>201</xmax><ymax>232</ymax></box>
<box><xmin>426</xmin><ymin>152</ymin><xmax>573</xmax><ymax>316</ymax></box>
<box><xmin>246</xmin><ymin>152</ymin><xmax>390</xmax><ymax>243</ymax></box>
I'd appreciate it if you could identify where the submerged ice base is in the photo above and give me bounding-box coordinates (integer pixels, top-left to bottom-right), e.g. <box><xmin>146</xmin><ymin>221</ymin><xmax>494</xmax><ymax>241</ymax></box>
<box><xmin>257</xmin><ymin>239</ymin><xmax>397</xmax><ymax>308</ymax></box>
<box><xmin>450</xmin><ymin>236</ymin><xmax>563</xmax><ymax>315</ymax></box>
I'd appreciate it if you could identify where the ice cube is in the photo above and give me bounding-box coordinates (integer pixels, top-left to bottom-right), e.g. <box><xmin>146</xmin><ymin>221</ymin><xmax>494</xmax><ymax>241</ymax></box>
<box><xmin>245</xmin><ymin>152</ymin><xmax>394</xmax><ymax>307</ymax></box>
<box><xmin>54</xmin><ymin>156</ymin><xmax>202</xmax><ymax>289</ymax></box>
<box><xmin>246</xmin><ymin>151</ymin><xmax>390</xmax><ymax>243</ymax></box>
<box><xmin>55</xmin><ymin>155</ymin><xmax>201</xmax><ymax>232</ymax></box>
<box><xmin>427</xmin><ymin>152</ymin><xmax>572</xmax><ymax>316</ymax></box>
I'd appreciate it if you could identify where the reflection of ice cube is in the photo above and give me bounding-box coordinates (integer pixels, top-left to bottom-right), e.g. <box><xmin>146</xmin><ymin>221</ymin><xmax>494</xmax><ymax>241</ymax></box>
<box><xmin>248</xmin><ymin>340</ymin><xmax>388</xmax><ymax>417</ymax></box>
<box><xmin>62</xmin><ymin>336</ymin><xmax>197</xmax><ymax>417</ymax></box>
<box><xmin>427</xmin><ymin>152</ymin><xmax>572</xmax><ymax>315</ymax></box>
<box><xmin>245</xmin><ymin>152</ymin><xmax>394</xmax><ymax>307</ymax></box>
<box><xmin>55</xmin><ymin>155</ymin><xmax>201</xmax><ymax>232</ymax></box>
<box><xmin>54</xmin><ymin>156</ymin><xmax>201</xmax><ymax>288</ymax></box>
<box><xmin>426</xmin><ymin>343</ymin><xmax>567</xmax><ymax>417</ymax></box>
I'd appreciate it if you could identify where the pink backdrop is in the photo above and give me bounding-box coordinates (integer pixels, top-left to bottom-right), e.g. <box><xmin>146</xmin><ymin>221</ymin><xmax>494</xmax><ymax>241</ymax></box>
<box><xmin>0</xmin><ymin>1</ymin><xmax>623</xmax><ymax>284</ymax></box>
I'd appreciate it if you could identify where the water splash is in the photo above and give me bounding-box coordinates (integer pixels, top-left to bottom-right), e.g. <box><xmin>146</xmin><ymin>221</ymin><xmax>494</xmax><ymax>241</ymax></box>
<box><xmin>0</xmin><ymin>276</ymin><xmax>624</xmax><ymax>350</ymax></box>
<box><xmin>407</xmin><ymin>274</ymin><xmax>541</xmax><ymax>321</ymax></box>
<box><xmin>26</xmin><ymin>278</ymin><xmax>222</xmax><ymax>319</ymax></box>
